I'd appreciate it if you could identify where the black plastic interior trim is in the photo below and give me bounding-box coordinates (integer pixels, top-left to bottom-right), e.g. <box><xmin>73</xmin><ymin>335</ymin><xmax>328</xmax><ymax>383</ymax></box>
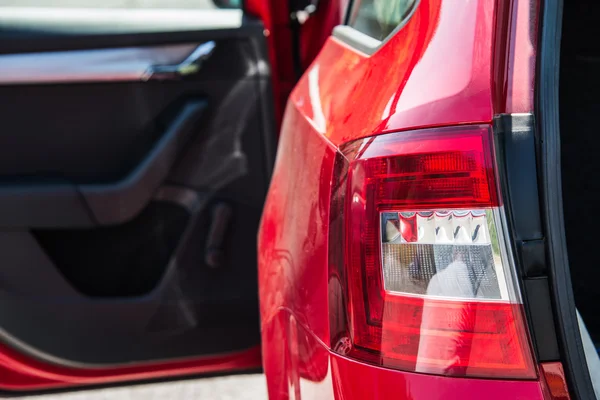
<box><xmin>537</xmin><ymin>0</ymin><xmax>595</xmax><ymax>397</ymax></box>
<box><xmin>0</xmin><ymin>100</ymin><xmax>206</xmax><ymax>228</ymax></box>
<box><xmin>0</xmin><ymin>184</ymin><xmax>94</xmax><ymax>228</ymax></box>
<box><xmin>80</xmin><ymin>100</ymin><xmax>206</xmax><ymax>226</ymax></box>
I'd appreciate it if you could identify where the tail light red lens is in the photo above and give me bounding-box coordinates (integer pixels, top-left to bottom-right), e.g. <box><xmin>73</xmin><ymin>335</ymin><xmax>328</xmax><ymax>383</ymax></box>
<box><xmin>328</xmin><ymin>125</ymin><xmax>536</xmax><ymax>379</ymax></box>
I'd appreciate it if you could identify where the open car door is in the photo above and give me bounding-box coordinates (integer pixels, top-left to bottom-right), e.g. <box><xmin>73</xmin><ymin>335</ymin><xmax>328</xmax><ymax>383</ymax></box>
<box><xmin>0</xmin><ymin>0</ymin><xmax>276</xmax><ymax>392</ymax></box>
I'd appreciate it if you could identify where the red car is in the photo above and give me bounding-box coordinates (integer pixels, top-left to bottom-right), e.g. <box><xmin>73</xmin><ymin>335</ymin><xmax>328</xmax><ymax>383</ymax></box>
<box><xmin>0</xmin><ymin>0</ymin><xmax>596</xmax><ymax>399</ymax></box>
<box><xmin>259</xmin><ymin>0</ymin><xmax>600</xmax><ymax>399</ymax></box>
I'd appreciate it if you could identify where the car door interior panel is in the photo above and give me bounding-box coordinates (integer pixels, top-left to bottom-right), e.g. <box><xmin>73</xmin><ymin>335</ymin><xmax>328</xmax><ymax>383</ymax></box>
<box><xmin>0</xmin><ymin>8</ymin><xmax>274</xmax><ymax>367</ymax></box>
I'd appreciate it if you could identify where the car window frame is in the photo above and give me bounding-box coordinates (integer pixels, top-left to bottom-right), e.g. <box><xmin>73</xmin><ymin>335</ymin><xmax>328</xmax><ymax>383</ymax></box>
<box><xmin>334</xmin><ymin>0</ymin><xmax>421</xmax><ymax>56</ymax></box>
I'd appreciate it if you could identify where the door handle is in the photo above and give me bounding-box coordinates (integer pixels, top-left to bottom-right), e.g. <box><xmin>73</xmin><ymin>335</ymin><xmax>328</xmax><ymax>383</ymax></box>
<box><xmin>142</xmin><ymin>41</ymin><xmax>216</xmax><ymax>81</ymax></box>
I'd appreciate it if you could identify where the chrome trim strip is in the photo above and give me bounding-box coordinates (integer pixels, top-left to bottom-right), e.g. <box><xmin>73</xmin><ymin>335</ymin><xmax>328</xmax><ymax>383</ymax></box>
<box><xmin>0</xmin><ymin>43</ymin><xmax>206</xmax><ymax>85</ymax></box>
<box><xmin>332</xmin><ymin>25</ymin><xmax>381</xmax><ymax>55</ymax></box>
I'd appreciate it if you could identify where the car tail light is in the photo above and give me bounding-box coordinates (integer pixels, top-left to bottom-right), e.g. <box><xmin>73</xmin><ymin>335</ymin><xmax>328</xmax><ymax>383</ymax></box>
<box><xmin>328</xmin><ymin>125</ymin><xmax>536</xmax><ymax>379</ymax></box>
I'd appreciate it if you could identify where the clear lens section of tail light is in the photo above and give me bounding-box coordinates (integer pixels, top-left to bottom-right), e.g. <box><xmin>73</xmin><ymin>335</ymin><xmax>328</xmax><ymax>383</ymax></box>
<box><xmin>328</xmin><ymin>125</ymin><xmax>536</xmax><ymax>379</ymax></box>
<box><xmin>380</xmin><ymin>209</ymin><xmax>507</xmax><ymax>300</ymax></box>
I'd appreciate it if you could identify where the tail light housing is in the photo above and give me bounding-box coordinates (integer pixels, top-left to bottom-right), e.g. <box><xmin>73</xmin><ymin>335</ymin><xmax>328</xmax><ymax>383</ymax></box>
<box><xmin>328</xmin><ymin>125</ymin><xmax>536</xmax><ymax>379</ymax></box>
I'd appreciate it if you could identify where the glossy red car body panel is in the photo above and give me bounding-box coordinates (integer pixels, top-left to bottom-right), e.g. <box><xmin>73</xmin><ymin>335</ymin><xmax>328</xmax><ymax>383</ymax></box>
<box><xmin>302</xmin><ymin>0</ymin><xmax>497</xmax><ymax>147</ymax></box>
<box><xmin>0</xmin><ymin>344</ymin><xmax>261</xmax><ymax>391</ymax></box>
<box><xmin>262</xmin><ymin>308</ymin><xmax>546</xmax><ymax>400</ymax></box>
<box><xmin>258</xmin><ymin>0</ymin><xmax>548</xmax><ymax>398</ymax></box>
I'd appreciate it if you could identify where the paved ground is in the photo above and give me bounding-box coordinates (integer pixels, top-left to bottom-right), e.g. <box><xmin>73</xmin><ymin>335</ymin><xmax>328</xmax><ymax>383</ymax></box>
<box><xmin>20</xmin><ymin>374</ymin><xmax>268</xmax><ymax>400</ymax></box>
